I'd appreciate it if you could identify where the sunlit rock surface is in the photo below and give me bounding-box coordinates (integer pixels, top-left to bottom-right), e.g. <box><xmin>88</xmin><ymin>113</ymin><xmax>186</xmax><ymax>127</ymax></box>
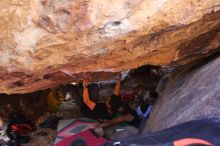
<box><xmin>0</xmin><ymin>0</ymin><xmax>220</xmax><ymax>94</ymax></box>
<box><xmin>144</xmin><ymin>55</ymin><xmax>220</xmax><ymax>132</ymax></box>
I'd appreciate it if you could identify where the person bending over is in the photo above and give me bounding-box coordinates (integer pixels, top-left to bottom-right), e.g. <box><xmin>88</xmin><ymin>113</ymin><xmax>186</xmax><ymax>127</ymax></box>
<box><xmin>100</xmin><ymin>91</ymin><xmax>159</xmax><ymax>128</ymax></box>
<box><xmin>81</xmin><ymin>75</ymin><xmax>123</xmax><ymax>120</ymax></box>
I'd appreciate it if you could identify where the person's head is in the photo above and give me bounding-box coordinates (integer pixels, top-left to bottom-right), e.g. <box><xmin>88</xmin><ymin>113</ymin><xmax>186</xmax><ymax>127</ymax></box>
<box><xmin>105</xmin><ymin>95</ymin><xmax>123</xmax><ymax>114</ymax></box>
<box><xmin>147</xmin><ymin>91</ymin><xmax>159</xmax><ymax>104</ymax></box>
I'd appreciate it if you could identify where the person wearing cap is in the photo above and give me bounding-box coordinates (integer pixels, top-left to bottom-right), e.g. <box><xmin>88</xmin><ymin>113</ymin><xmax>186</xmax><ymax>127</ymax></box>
<box><xmin>81</xmin><ymin>74</ymin><xmax>123</xmax><ymax>120</ymax></box>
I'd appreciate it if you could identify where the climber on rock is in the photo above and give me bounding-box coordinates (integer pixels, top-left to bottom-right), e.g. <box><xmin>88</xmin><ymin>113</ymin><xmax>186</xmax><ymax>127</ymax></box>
<box><xmin>100</xmin><ymin>90</ymin><xmax>159</xmax><ymax>129</ymax></box>
<box><xmin>81</xmin><ymin>74</ymin><xmax>123</xmax><ymax>120</ymax></box>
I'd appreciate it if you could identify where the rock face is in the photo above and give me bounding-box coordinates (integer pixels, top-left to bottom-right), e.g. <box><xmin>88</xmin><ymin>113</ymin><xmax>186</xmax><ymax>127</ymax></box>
<box><xmin>0</xmin><ymin>0</ymin><xmax>220</xmax><ymax>94</ymax></box>
<box><xmin>144</xmin><ymin>55</ymin><xmax>220</xmax><ymax>132</ymax></box>
<box><xmin>0</xmin><ymin>90</ymin><xmax>49</xmax><ymax>121</ymax></box>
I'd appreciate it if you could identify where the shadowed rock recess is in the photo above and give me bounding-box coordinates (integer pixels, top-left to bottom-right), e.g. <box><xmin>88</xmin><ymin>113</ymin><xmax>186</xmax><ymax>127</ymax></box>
<box><xmin>0</xmin><ymin>0</ymin><xmax>220</xmax><ymax>94</ymax></box>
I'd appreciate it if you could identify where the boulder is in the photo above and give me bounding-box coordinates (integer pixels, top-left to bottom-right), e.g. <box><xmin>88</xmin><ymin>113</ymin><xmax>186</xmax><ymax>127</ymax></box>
<box><xmin>144</xmin><ymin>55</ymin><xmax>220</xmax><ymax>132</ymax></box>
<box><xmin>0</xmin><ymin>0</ymin><xmax>220</xmax><ymax>93</ymax></box>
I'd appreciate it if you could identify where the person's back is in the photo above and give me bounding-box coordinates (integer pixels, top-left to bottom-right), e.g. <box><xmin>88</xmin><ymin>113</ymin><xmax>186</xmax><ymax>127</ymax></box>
<box><xmin>81</xmin><ymin>102</ymin><xmax>112</xmax><ymax>120</ymax></box>
<box><xmin>81</xmin><ymin>75</ymin><xmax>122</xmax><ymax>120</ymax></box>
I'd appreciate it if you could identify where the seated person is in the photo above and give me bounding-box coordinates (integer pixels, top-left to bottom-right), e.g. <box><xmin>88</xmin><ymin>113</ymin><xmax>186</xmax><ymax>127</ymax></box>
<box><xmin>81</xmin><ymin>75</ymin><xmax>123</xmax><ymax>120</ymax></box>
<box><xmin>47</xmin><ymin>88</ymin><xmax>65</xmax><ymax>111</ymax></box>
<box><xmin>100</xmin><ymin>91</ymin><xmax>159</xmax><ymax>128</ymax></box>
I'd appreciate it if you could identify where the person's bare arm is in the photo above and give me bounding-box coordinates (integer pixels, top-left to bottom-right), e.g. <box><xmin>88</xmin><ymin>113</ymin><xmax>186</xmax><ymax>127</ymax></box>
<box><xmin>114</xmin><ymin>74</ymin><xmax>121</xmax><ymax>96</ymax></box>
<box><xmin>100</xmin><ymin>113</ymin><xmax>132</xmax><ymax>128</ymax></box>
<box><xmin>83</xmin><ymin>79</ymin><xmax>96</xmax><ymax>110</ymax></box>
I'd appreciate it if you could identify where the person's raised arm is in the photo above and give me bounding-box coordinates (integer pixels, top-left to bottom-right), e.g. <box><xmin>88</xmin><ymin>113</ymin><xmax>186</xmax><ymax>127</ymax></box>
<box><xmin>114</xmin><ymin>74</ymin><xmax>121</xmax><ymax>96</ymax></box>
<box><xmin>83</xmin><ymin>79</ymin><xmax>96</xmax><ymax>110</ymax></box>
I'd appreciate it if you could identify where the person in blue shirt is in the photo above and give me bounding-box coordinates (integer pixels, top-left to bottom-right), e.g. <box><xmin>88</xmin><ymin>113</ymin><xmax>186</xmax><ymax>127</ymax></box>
<box><xmin>100</xmin><ymin>91</ymin><xmax>159</xmax><ymax>128</ymax></box>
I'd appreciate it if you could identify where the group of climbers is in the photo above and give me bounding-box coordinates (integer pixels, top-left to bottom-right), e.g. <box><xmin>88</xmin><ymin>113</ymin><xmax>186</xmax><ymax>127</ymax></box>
<box><xmin>46</xmin><ymin>73</ymin><xmax>159</xmax><ymax>137</ymax></box>
<box><xmin>81</xmin><ymin>73</ymin><xmax>159</xmax><ymax>139</ymax></box>
<box><xmin>45</xmin><ymin>72</ymin><xmax>159</xmax><ymax>138</ymax></box>
<box><xmin>2</xmin><ymin>72</ymin><xmax>220</xmax><ymax>146</ymax></box>
<box><xmin>0</xmin><ymin>72</ymin><xmax>158</xmax><ymax>145</ymax></box>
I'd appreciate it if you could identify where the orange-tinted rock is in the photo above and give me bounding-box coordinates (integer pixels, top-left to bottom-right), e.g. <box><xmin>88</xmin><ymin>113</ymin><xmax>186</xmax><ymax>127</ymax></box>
<box><xmin>0</xmin><ymin>0</ymin><xmax>220</xmax><ymax>94</ymax></box>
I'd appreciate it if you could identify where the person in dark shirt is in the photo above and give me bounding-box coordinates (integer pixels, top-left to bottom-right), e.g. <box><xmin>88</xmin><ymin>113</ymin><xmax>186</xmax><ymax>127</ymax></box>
<box><xmin>81</xmin><ymin>75</ymin><xmax>122</xmax><ymax>120</ymax></box>
<box><xmin>100</xmin><ymin>91</ymin><xmax>159</xmax><ymax>128</ymax></box>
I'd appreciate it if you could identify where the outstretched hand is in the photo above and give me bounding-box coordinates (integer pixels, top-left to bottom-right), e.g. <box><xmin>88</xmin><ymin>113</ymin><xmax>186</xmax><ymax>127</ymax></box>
<box><xmin>83</xmin><ymin>73</ymin><xmax>92</xmax><ymax>85</ymax></box>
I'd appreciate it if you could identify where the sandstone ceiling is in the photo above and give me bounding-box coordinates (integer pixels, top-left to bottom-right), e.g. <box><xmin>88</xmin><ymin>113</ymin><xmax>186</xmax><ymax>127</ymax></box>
<box><xmin>0</xmin><ymin>0</ymin><xmax>220</xmax><ymax>94</ymax></box>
